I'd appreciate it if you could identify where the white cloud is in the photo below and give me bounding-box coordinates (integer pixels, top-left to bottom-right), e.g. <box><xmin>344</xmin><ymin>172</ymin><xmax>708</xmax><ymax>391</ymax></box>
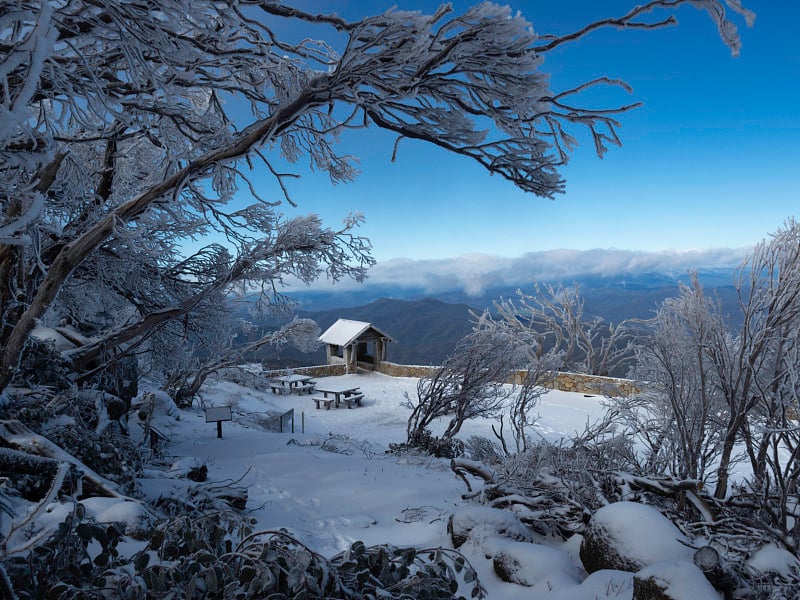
<box><xmin>288</xmin><ymin>247</ymin><xmax>751</xmax><ymax>296</ymax></box>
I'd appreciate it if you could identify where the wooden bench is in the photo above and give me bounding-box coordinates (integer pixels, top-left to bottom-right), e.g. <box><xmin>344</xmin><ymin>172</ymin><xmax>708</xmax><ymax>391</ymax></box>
<box><xmin>298</xmin><ymin>381</ymin><xmax>316</xmax><ymax>395</ymax></box>
<box><xmin>313</xmin><ymin>396</ymin><xmax>334</xmax><ymax>410</ymax></box>
<box><xmin>269</xmin><ymin>381</ymin><xmax>287</xmax><ymax>395</ymax></box>
<box><xmin>343</xmin><ymin>393</ymin><xmax>364</xmax><ymax>408</ymax></box>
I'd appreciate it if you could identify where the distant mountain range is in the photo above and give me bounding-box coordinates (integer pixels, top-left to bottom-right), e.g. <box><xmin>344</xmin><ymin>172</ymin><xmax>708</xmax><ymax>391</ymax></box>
<box><xmin>242</xmin><ymin>269</ymin><xmax>741</xmax><ymax>369</ymax></box>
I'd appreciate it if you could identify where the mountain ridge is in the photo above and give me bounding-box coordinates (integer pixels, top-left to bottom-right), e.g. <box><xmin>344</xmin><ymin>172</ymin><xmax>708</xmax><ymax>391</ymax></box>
<box><xmin>245</xmin><ymin>269</ymin><xmax>741</xmax><ymax>370</ymax></box>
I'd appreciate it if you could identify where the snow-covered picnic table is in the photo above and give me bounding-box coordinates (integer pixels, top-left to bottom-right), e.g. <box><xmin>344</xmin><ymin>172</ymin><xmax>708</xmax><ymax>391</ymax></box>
<box><xmin>313</xmin><ymin>384</ymin><xmax>363</xmax><ymax>409</ymax></box>
<box><xmin>270</xmin><ymin>374</ymin><xmax>316</xmax><ymax>395</ymax></box>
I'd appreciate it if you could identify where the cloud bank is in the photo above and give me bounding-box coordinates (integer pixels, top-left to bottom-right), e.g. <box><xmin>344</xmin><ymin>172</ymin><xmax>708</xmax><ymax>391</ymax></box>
<box><xmin>295</xmin><ymin>247</ymin><xmax>751</xmax><ymax>296</ymax></box>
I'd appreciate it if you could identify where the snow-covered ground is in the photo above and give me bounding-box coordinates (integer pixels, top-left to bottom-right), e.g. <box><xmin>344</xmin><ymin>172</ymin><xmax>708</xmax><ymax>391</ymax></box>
<box><xmin>133</xmin><ymin>371</ymin><xmax>618</xmax><ymax>598</ymax></box>
<box><xmin>131</xmin><ymin>371</ymin><xmax>797</xmax><ymax>599</ymax></box>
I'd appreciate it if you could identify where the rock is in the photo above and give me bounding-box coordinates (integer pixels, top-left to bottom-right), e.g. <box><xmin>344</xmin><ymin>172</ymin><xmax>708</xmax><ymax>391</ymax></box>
<box><xmin>186</xmin><ymin>464</ymin><xmax>208</xmax><ymax>482</ymax></box>
<box><xmin>747</xmin><ymin>543</ymin><xmax>800</xmax><ymax>578</ymax></box>
<box><xmin>491</xmin><ymin>539</ymin><xmax>580</xmax><ymax>588</ymax></box>
<box><xmin>580</xmin><ymin>501</ymin><xmax>693</xmax><ymax>573</ymax></box>
<box><xmin>633</xmin><ymin>560</ymin><xmax>722</xmax><ymax>600</ymax></box>
<box><xmin>447</xmin><ymin>506</ymin><xmax>532</xmax><ymax>548</ymax></box>
<box><xmin>572</xmin><ymin>570</ymin><xmax>635</xmax><ymax>599</ymax></box>
<box><xmin>104</xmin><ymin>395</ymin><xmax>127</xmax><ymax>421</ymax></box>
<box><xmin>133</xmin><ymin>390</ymin><xmax>180</xmax><ymax>421</ymax></box>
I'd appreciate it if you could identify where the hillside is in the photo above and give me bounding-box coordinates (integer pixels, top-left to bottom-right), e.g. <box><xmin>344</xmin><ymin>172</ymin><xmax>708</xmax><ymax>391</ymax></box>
<box><xmin>249</xmin><ymin>297</ymin><xmax>476</xmax><ymax>368</ymax></box>
<box><xmin>245</xmin><ymin>273</ymin><xmax>741</xmax><ymax>370</ymax></box>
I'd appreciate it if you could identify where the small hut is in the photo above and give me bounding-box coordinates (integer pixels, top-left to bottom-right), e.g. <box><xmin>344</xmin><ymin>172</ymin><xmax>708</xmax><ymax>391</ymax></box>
<box><xmin>319</xmin><ymin>319</ymin><xmax>394</xmax><ymax>373</ymax></box>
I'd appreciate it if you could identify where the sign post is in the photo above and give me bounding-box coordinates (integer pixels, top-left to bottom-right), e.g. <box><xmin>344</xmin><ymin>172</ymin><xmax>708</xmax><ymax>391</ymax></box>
<box><xmin>204</xmin><ymin>406</ymin><xmax>233</xmax><ymax>438</ymax></box>
<box><xmin>279</xmin><ymin>408</ymin><xmax>294</xmax><ymax>433</ymax></box>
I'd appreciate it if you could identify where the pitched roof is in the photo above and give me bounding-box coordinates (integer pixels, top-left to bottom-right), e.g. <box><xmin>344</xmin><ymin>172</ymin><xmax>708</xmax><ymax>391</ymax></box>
<box><xmin>319</xmin><ymin>319</ymin><xmax>394</xmax><ymax>346</ymax></box>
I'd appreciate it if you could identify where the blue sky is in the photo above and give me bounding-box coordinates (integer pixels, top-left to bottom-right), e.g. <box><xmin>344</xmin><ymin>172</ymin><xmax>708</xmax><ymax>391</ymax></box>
<box><xmin>264</xmin><ymin>1</ymin><xmax>798</xmax><ymax>269</ymax></box>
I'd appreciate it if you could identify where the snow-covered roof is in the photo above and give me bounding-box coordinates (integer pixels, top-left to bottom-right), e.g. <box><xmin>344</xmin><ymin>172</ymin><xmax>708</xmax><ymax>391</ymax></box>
<box><xmin>319</xmin><ymin>319</ymin><xmax>394</xmax><ymax>346</ymax></box>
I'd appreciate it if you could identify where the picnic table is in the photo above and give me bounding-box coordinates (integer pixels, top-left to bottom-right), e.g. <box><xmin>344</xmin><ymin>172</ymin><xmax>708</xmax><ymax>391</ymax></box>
<box><xmin>313</xmin><ymin>384</ymin><xmax>363</xmax><ymax>409</ymax></box>
<box><xmin>270</xmin><ymin>374</ymin><xmax>316</xmax><ymax>395</ymax></box>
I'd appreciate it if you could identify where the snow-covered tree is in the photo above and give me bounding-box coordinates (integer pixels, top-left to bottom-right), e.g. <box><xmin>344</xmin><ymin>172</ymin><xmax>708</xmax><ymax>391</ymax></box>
<box><xmin>165</xmin><ymin>318</ymin><xmax>321</xmax><ymax>407</ymax></box>
<box><xmin>0</xmin><ymin>0</ymin><xmax>753</xmax><ymax>390</ymax></box>
<box><xmin>706</xmin><ymin>220</ymin><xmax>800</xmax><ymax>509</ymax></box>
<box><xmin>631</xmin><ymin>220</ymin><xmax>800</xmax><ymax>543</ymax></box>
<box><xmin>407</xmin><ymin>311</ymin><xmax>515</xmax><ymax>447</ymax></box>
<box><xmin>631</xmin><ymin>275</ymin><xmax>727</xmax><ymax>481</ymax></box>
<box><xmin>408</xmin><ymin>306</ymin><xmax>562</xmax><ymax>453</ymax></box>
<box><xmin>487</xmin><ymin>297</ymin><xmax>564</xmax><ymax>454</ymax></box>
<box><xmin>495</xmin><ymin>283</ymin><xmax>637</xmax><ymax>377</ymax></box>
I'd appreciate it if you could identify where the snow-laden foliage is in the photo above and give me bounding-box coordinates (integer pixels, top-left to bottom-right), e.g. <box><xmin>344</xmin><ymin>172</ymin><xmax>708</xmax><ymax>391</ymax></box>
<box><xmin>628</xmin><ymin>219</ymin><xmax>800</xmax><ymax>552</ymax></box>
<box><xmin>4</xmin><ymin>506</ymin><xmax>486</xmax><ymax>599</ymax></box>
<box><xmin>629</xmin><ymin>276</ymin><xmax>728</xmax><ymax>481</ymax></box>
<box><xmin>496</xmin><ymin>282</ymin><xmax>638</xmax><ymax>377</ymax></box>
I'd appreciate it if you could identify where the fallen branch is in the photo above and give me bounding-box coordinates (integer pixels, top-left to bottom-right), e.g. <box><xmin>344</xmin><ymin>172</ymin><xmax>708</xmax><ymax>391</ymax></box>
<box><xmin>0</xmin><ymin>420</ymin><xmax>122</xmax><ymax>499</ymax></box>
<box><xmin>450</xmin><ymin>458</ymin><xmax>497</xmax><ymax>492</ymax></box>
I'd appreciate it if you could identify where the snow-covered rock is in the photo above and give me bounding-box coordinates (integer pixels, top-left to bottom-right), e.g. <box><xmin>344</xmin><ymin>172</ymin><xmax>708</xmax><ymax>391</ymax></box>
<box><xmin>134</xmin><ymin>389</ymin><xmax>180</xmax><ymax>421</ymax></box>
<box><xmin>546</xmin><ymin>569</ymin><xmax>635</xmax><ymax>600</ymax></box>
<box><xmin>747</xmin><ymin>543</ymin><xmax>800</xmax><ymax>577</ymax></box>
<box><xmin>633</xmin><ymin>560</ymin><xmax>721</xmax><ymax>600</ymax></box>
<box><xmin>80</xmin><ymin>497</ymin><xmax>150</xmax><ymax>526</ymax></box>
<box><xmin>580</xmin><ymin>501</ymin><xmax>693</xmax><ymax>573</ymax></box>
<box><xmin>491</xmin><ymin>538</ymin><xmax>580</xmax><ymax>588</ymax></box>
<box><xmin>447</xmin><ymin>505</ymin><xmax>532</xmax><ymax>548</ymax></box>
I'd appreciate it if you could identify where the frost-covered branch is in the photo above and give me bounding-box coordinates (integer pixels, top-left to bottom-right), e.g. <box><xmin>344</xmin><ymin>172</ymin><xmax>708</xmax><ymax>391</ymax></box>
<box><xmin>535</xmin><ymin>0</ymin><xmax>754</xmax><ymax>55</ymax></box>
<box><xmin>0</xmin><ymin>0</ymin><xmax>752</xmax><ymax>392</ymax></box>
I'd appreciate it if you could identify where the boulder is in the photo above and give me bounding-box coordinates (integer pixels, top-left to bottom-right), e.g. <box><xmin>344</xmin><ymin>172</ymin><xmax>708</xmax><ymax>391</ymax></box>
<box><xmin>747</xmin><ymin>543</ymin><xmax>800</xmax><ymax>578</ymax></box>
<box><xmin>104</xmin><ymin>395</ymin><xmax>127</xmax><ymax>421</ymax></box>
<box><xmin>543</xmin><ymin>570</ymin><xmax>634</xmax><ymax>600</ymax></box>
<box><xmin>633</xmin><ymin>560</ymin><xmax>722</xmax><ymax>600</ymax></box>
<box><xmin>580</xmin><ymin>501</ymin><xmax>693</xmax><ymax>573</ymax></box>
<box><xmin>491</xmin><ymin>539</ymin><xmax>580</xmax><ymax>588</ymax></box>
<box><xmin>447</xmin><ymin>506</ymin><xmax>532</xmax><ymax>548</ymax></box>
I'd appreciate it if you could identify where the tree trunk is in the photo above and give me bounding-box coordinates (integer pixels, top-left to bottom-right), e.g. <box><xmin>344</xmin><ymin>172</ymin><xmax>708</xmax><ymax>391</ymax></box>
<box><xmin>714</xmin><ymin>427</ymin><xmax>738</xmax><ymax>499</ymax></box>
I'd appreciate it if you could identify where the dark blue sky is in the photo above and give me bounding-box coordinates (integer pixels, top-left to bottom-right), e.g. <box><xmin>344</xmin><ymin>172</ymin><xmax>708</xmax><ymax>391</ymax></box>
<box><xmin>269</xmin><ymin>1</ymin><xmax>798</xmax><ymax>263</ymax></box>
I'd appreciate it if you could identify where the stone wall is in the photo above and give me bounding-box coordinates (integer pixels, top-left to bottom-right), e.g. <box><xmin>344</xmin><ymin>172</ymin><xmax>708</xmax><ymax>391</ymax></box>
<box><xmin>376</xmin><ymin>362</ymin><xmax>640</xmax><ymax>396</ymax></box>
<box><xmin>375</xmin><ymin>362</ymin><xmax>440</xmax><ymax>378</ymax></box>
<box><xmin>264</xmin><ymin>364</ymin><xmax>347</xmax><ymax>378</ymax></box>
<box><xmin>225</xmin><ymin>361</ymin><xmax>639</xmax><ymax>397</ymax></box>
<box><xmin>547</xmin><ymin>372</ymin><xmax>639</xmax><ymax>396</ymax></box>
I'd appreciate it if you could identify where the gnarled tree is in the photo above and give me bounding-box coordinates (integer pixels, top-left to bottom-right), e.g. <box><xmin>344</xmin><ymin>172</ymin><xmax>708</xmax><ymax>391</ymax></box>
<box><xmin>1</xmin><ymin>0</ymin><xmax>753</xmax><ymax>391</ymax></box>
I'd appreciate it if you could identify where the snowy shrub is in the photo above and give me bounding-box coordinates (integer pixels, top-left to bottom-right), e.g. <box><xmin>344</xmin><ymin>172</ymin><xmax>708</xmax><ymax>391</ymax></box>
<box><xmin>0</xmin><ymin>388</ymin><xmax>143</xmax><ymax>491</ymax></box>
<box><xmin>288</xmin><ymin>434</ymin><xmax>377</xmax><ymax>459</ymax></box>
<box><xmin>390</xmin><ymin>428</ymin><xmax>465</xmax><ymax>459</ymax></box>
<box><xmin>14</xmin><ymin>338</ymin><xmax>72</xmax><ymax>390</ymax></box>
<box><xmin>0</xmin><ymin>388</ymin><xmax>57</xmax><ymax>430</ymax></box>
<box><xmin>3</xmin><ymin>506</ymin><xmax>486</xmax><ymax>599</ymax></box>
<box><xmin>4</xmin><ymin>507</ymin><xmax>127</xmax><ymax>599</ymax></box>
<box><xmin>331</xmin><ymin>541</ymin><xmax>485</xmax><ymax>599</ymax></box>
<box><xmin>44</xmin><ymin>422</ymin><xmax>141</xmax><ymax>492</ymax></box>
<box><xmin>464</xmin><ymin>435</ymin><xmax>505</xmax><ymax>465</ymax></box>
